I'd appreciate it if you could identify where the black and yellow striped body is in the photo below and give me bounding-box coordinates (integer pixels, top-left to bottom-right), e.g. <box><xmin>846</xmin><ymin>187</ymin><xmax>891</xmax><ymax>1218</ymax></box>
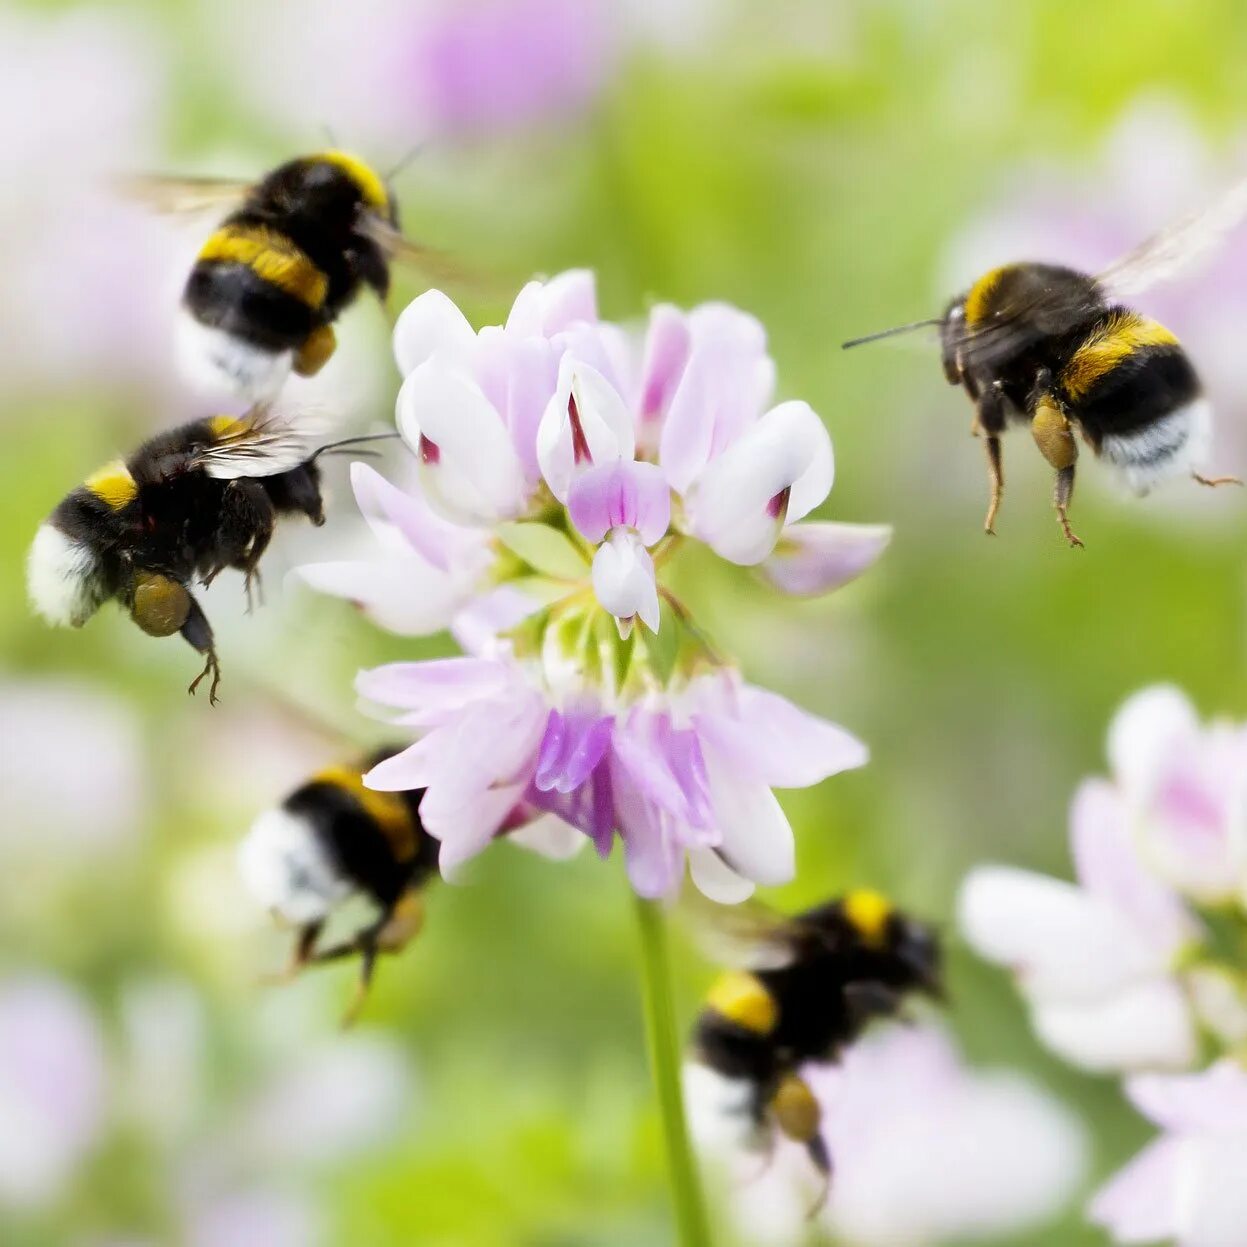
<box><xmin>692</xmin><ymin>891</ymin><xmax>941</xmax><ymax>1174</ymax></box>
<box><xmin>183</xmin><ymin>152</ymin><xmax>397</xmax><ymax>376</ymax></box>
<box><xmin>946</xmin><ymin>262</ymin><xmax>1208</xmax><ymax>495</ymax></box>
<box><xmin>284</xmin><ymin>752</ymin><xmax>437</xmax><ymax>913</ymax></box>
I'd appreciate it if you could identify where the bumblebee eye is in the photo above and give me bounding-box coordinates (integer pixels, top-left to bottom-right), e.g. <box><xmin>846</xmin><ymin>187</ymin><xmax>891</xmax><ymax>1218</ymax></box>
<box><xmin>130</xmin><ymin>573</ymin><xmax>191</xmax><ymax>637</ymax></box>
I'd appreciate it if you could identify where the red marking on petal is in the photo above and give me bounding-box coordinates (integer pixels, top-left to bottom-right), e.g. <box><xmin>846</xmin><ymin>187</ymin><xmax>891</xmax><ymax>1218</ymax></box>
<box><xmin>419</xmin><ymin>434</ymin><xmax>441</xmax><ymax>465</ymax></box>
<box><xmin>767</xmin><ymin>485</ymin><xmax>791</xmax><ymax>519</ymax></box>
<box><xmin>568</xmin><ymin>394</ymin><xmax>592</xmax><ymax>464</ymax></box>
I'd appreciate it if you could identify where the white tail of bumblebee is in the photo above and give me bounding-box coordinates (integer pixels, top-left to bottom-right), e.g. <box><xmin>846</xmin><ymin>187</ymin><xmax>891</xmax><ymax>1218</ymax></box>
<box><xmin>27</xmin><ymin>524</ymin><xmax>107</xmax><ymax>628</ymax></box>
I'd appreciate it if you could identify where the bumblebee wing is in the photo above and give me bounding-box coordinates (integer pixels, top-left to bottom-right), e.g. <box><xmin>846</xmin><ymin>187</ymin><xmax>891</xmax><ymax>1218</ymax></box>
<box><xmin>1098</xmin><ymin>174</ymin><xmax>1247</xmax><ymax>303</ymax></box>
<box><xmin>357</xmin><ymin>212</ymin><xmax>504</xmax><ymax>296</ymax></box>
<box><xmin>116</xmin><ymin>173</ymin><xmax>253</xmax><ymax>216</ymax></box>
<box><xmin>192</xmin><ymin>405</ymin><xmax>325</xmax><ymax>480</ymax></box>
<box><xmin>683</xmin><ymin>893</ymin><xmax>810</xmax><ymax>971</ymax></box>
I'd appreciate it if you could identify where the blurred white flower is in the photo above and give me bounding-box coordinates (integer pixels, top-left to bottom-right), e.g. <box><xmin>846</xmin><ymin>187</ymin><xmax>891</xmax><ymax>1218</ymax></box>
<box><xmin>697</xmin><ymin>1025</ymin><xmax>1085</xmax><ymax>1247</ymax></box>
<box><xmin>236</xmin><ymin>1036</ymin><xmax>412</xmax><ymax>1168</ymax></box>
<box><xmin>1091</xmin><ymin>1060</ymin><xmax>1247</xmax><ymax>1247</ymax></box>
<box><xmin>1106</xmin><ymin>685</ymin><xmax>1247</xmax><ymax>906</ymax></box>
<box><xmin>0</xmin><ymin>975</ymin><xmax>108</xmax><ymax>1209</ymax></box>
<box><xmin>959</xmin><ymin>778</ymin><xmax>1201</xmax><ymax>1072</ymax></box>
<box><xmin>0</xmin><ymin>677</ymin><xmax>146</xmax><ymax>859</ymax></box>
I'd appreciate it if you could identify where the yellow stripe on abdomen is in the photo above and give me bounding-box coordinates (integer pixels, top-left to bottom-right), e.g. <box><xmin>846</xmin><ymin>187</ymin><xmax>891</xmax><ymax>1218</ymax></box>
<box><xmin>198</xmin><ymin>225</ymin><xmax>328</xmax><ymax>309</ymax></box>
<box><xmin>312</xmin><ymin>765</ymin><xmax>417</xmax><ymax>862</ymax></box>
<box><xmin>705</xmin><ymin>971</ymin><xmax>778</xmax><ymax>1035</ymax></box>
<box><xmin>84</xmin><ymin>459</ymin><xmax>137</xmax><ymax>510</ymax></box>
<box><xmin>1062</xmin><ymin>312</ymin><xmax>1180</xmax><ymax>401</ymax></box>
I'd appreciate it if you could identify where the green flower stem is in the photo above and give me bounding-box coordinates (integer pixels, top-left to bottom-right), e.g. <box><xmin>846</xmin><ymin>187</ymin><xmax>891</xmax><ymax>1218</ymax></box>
<box><xmin>633</xmin><ymin>895</ymin><xmax>713</xmax><ymax>1247</ymax></box>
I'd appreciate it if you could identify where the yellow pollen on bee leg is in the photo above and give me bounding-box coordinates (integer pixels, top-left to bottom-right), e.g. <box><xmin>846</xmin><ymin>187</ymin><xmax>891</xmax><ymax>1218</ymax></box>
<box><xmin>705</xmin><ymin>971</ymin><xmax>778</xmax><ymax>1034</ymax></box>
<box><xmin>84</xmin><ymin>459</ymin><xmax>137</xmax><ymax>510</ymax></box>
<box><xmin>294</xmin><ymin>325</ymin><xmax>337</xmax><ymax>377</ymax></box>
<box><xmin>771</xmin><ymin>1073</ymin><xmax>822</xmax><ymax>1144</ymax></box>
<box><xmin>843</xmin><ymin>888</ymin><xmax>893</xmax><ymax>945</ymax></box>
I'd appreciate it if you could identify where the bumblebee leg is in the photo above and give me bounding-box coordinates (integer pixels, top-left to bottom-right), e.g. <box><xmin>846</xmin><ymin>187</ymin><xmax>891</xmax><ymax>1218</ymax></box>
<box><xmin>180</xmin><ymin>592</ymin><xmax>222</xmax><ymax>705</ymax></box>
<box><xmin>340</xmin><ymin>936</ymin><xmax>380</xmax><ymax>1029</ymax></box>
<box><xmin>218</xmin><ymin>479</ymin><xmax>276</xmax><ymax>612</ymax></box>
<box><xmin>982</xmin><ymin>436</ymin><xmax>1004</xmax><ymax>535</ymax></box>
<box><xmin>804</xmin><ymin>1135</ymin><xmax>832</xmax><ymax>1220</ymax></box>
<box><xmin>1194</xmin><ymin>472</ymin><xmax>1244</xmax><ymax>487</ymax></box>
<box><xmin>1031</xmin><ymin>396</ymin><xmax>1084</xmax><ymax>548</ymax></box>
<box><xmin>259</xmin><ymin>921</ymin><xmax>324</xmax><ymax>986</ymax></box>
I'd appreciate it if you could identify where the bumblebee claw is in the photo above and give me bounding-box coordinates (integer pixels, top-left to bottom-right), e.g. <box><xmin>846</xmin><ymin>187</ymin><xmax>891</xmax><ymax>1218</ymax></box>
<box><xmin>188</xmin><ymin>652</ymin><xmax>222</xmax><ymax>704</ymax></box>
<box><xmin>1194</xmin><ymin>472</ymin><xmax>1243</xmax><ymax>488</ymax></box>
<box><xmin>805</xmin><ymin>1174</ymin><xmax>831</xmax><ymax>1221</ymax></box>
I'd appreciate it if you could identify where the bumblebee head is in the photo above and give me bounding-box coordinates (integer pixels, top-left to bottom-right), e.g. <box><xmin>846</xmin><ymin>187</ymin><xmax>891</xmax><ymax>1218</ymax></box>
<box><xmin>833</xmin><ymin>888</ymin><xmax>943</xmax><ymax>998</ymax></box>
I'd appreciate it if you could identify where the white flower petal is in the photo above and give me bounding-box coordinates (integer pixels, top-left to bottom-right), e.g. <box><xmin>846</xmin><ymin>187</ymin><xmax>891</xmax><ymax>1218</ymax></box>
<box><xmin>392</xmin><ymin>288</ymin><xmax>476</xmax><ymax>377</ymax></box>
<box><xmin>702</xmin><ymin>743</ymin><xmax>795</xmax><ymax>886</ymax></box>
<box><xmin>1108</xmin><ymin>684</ymin><xmax>1200</xmax><ymax>798</ymax></box>
<box><xmin>1031</xmin><ymin>979</ymin><xmax>1198</xmax><ymax>1072</ymax></box>
<box><xmin>688</xmin><ymin>848</ymin><xmax>756</xmax><ymax>904</ymax></box>
<box><xmin>760</xmin><ymin>522</ymin><xmax>892</xmax><ymax>597</ymax></box>
<box><xmin>591</xmin><ymin>531</ymin><xmax>660</xmax><ymax>633</ymax></box>
<box><xmin>685</xmin><ymin>401</ymin><xmax>834</xmax><ymax>565</ymax></box>
<box><xmin>396</xmin><ymin>359</ymin><xmax>527</xmax><ymax>525</ymax></box>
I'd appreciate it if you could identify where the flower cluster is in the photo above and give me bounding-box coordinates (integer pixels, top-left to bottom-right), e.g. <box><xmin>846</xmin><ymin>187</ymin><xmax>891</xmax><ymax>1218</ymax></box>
<box><xmin>960</xmin><ymin>685</ymin><xmax>1247</xmax><ymax>1246</ymax></box>
<box><xmin>300</xmin><ymin>270</ymin><xmax>888</xmax><ymax>899</ymax></box>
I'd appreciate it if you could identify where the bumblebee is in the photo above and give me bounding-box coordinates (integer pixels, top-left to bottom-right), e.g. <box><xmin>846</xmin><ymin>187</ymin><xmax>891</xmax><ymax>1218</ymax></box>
<box><xmin>844</xmin><ymin>181</ymin><xmax>1247</xmax><ymax>545</ymax></box>
<box><xmin>691</xmin><ymin>889</ymin><xmax>941</xmax><ymax>1211</ymax></box>
<box><xmin>26</xmin><ymin>411</ymin><xmax>386</xmax><ymax>703</ymax></box>
<box><xmin>133</xmin><ymin>150</ymin><xmax>450</xmax><ymax>400</ymax></box>
<box><xmin>237</xmin><ymin>748</ymin><xmax>436</xmax><ymax>1023</ymax></box>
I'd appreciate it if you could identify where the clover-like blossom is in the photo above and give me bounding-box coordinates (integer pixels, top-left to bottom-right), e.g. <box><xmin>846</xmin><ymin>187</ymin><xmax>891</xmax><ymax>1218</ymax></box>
<box><xmin>1106</xmin><ymin>685</ymin><xmax>1247</xmax><ymax>905</ymax></box>
<box><xmin>1091</xmin><ymin>1060</ymin><xmax>1247</xmax><ymax>1247</ymax></box>
<box><xmin>303</xmin><ymin>271</ymin><xmax>885</xmax><ymax>897</ymax></box>
<box><xmin>959</xmin><ymin>778</ymin><xmax>1202</xmax><ymax>1072</ymax></box>
<box><xmin>688</xmin><ymin>1025</ymin><xmax>1086</xmax><ymax>1247</ymax></box>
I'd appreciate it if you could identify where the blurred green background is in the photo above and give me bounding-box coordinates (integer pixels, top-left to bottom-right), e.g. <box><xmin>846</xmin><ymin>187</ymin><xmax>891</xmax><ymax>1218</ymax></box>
<box><xmin>5</xmin><ymin>0</ymin><xmax>1247</xmax><ymax>1243</ymax></box>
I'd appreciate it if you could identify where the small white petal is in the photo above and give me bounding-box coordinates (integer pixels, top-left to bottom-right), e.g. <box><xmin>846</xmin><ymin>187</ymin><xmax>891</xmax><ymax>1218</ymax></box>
<box><xmin>701</xmin><ymin>743</ymin><xmax>795</xmax><ymax>886</ymax></box>
<box><xmin>1108</xmin><ymin>685</ymin><xmax>1200</xmax><ymax>798</ymax></box>
<box><xmin>685</xmin><ymin>401</ymin><xmax>834</xmax><ymax>565</ymax></box>
<box><xmin>392</xmin><ymin>288</ymin><xmax>476</xmax><ymax>377</ymax></box>
<box><xmin>591</xmin><ymin>530</ymin><xmax>660</xmax><ymax>633</ymax></box>
<box><xmin>689</xmin><ymin>848</ymin><xmax>756</xmax><ymax>904</ymax></box>
<box><xmin>396</xmin><ymin>359</ymin><xmax>527</xmax><ymax>525</ymax></box>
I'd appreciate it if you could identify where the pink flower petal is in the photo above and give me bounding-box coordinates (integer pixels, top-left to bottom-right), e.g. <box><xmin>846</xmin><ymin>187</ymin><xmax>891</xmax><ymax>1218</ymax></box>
<box><xmin>636</xmin><ymin>303</ymin><xmax>691</xmax><ymax>441</ymax></box>
<box><xmin>295</xmin><ymin>558</ymin><xmax>462</xmax><ymax>637</ymax></box>
<box><xmin>1071</xmin><ymin>778</ymin><xmax>1199</xmax><ymax>959</ymax></box>
<box><xmin>760</xmin><ymin>522</ymin><xmax>892</xmax><ymax>597</ymax></box>
<box><xmin>1108</xmin><ymin>685</ymin><xmax>1200</xmax><ymax>799</ymax></box>
<box><xmin>1125</xmin><ymin>1060</ymin><xmax>1247</xmax><ymax>1133</ymax></box>
<box><xmin>691</xmin><ymin>684</ymin><xmax>868</xmax><ymax>789</ymax></box>
<box><xmin>685</xmin><ymin>401</ymin><xmax>834</xmax><ymax>565</ymax></box>
<box><xmin>567</xmin><ymin>460</ymin><xmax>671</xmax><ymax>546</ymax></box>
<box><xmin>355</xmin><ymin>658</ymin><xmax>515</xmax><ymax>712</ymax></box>
<box><xmin>1089</xmin><ymin>1137</ymin><xmax>1184</xmax><ymax>1244</ymax></box>
<box><xmin>396</xmin><ymin>359</ymin><xmax>527</xmax><ymax>525</ymax></box>
<box><xmin>505</xmin><ymin>269</ymin><xmax>597</xmax><ymax>338</ymax></box>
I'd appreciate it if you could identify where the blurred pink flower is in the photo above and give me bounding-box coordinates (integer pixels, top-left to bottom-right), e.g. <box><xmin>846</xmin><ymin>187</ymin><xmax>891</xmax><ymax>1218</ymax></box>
<box><xmin>691</xmin><ymin>1025</ymin><xmax>1086</xmax><ymax>1247</ymax></box>
<box><xmin>0</xmin><ymin>9</ymin><xmax>183</xmax><ymax>401</ymax></box>
<box><xmin>1106</xmin><ymin>685</ymin><xmax>1247</xmax><ymax>905</ymax></box>
<box><xmin>0</xmin><ymin>975</ymin><xmax>108</xmax><ymax>1209</ymax></box>
<box><xmin>0</xmin><ymin>677</ymin><xmax>146</xmax><ymax>858</ymax></box>
<box><xmin>226</xmin><ymin>0</ymin><xmax>613</xmax><ymax>150</ymax></box>
<box><xmin>183</xmin><ymin>1188</ymin><xmax>320</xmax><ymax>1247</ymax></box>
<box><xmin>959</xmin><ymin>778</ymin><xmax>1201</xmax><ymax>1072</ymax></box>
<box><xmin>944</xmin><ymin>96</ymin><xmax>1247</xmax><ymax>478</ymax></box>
<box><xmin>1091</xmin><ymin>1060</ymin><xmax>1247</xmax><ymax>1247</ymax></box>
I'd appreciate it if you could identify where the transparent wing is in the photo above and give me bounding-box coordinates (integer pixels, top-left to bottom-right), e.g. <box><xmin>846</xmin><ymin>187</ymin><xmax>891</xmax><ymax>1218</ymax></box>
<box><xmin>115</xmin><ymin>173</ymin><xmax>253</xmax><ymax>216</ymax></box>
<box><xmin>681</xmin><ymin>891</ymin><xmax>810</xmax><ymax>971</ymax></box>
<box><xmin>357</xmin><ymin>211</ymin><xmax>507</xmax><ymax>297</ymax></box>
<box><xmin>1098</xmin><ymin>174</ymin><xmax>1247</xmax><ymax>303</ymax></box>
<box><xmin>193</xmin><ymin>404</ymin><xmax>330</xmax><ymax>480</ymax></box>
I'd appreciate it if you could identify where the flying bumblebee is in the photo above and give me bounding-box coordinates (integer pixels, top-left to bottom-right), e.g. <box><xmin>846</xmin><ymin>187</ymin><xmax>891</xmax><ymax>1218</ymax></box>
<box><xmin>237</xmin><ymin>747</ymin><xmax>437</xmax><ymax>1023</ymax></box>
<box><xmin>844</xmin><ymin>179</ymin><xmax>1247</xmax><ymax>546</ymax></box>
<box><xmin>690</xmin><ymin>889</ymin><xmax>941</xmax><ymax>1213</ymax></box>
<box><xmin>130</xmin><ymin>150</ymin><xmax>454</xmax><ymax>401</ymax></box>
<box><xmin>27</xmin><ymin>409</ymin><xmax>390</xmax><ymax>703</ymax></box>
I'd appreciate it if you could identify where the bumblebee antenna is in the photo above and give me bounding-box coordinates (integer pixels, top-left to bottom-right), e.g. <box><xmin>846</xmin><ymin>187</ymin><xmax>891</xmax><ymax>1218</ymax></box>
<box><xmin>386</xmin><ymin>143</ymin><xmax>426</xmax><ymax>182</ymax></box>
<box><xmin>841</xmin><ymin>317</ymin><xmax>943</xmax><ymax>350</ymax></box>
<box><xmin>320</xmin><ymin>124</ymin><xmax>339</xmax><ymax>148</ymax></box>
<box><xmin>308</xmin><ymin>432</ymin><xmax>402</xmax><ymax>463</ymax></box>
